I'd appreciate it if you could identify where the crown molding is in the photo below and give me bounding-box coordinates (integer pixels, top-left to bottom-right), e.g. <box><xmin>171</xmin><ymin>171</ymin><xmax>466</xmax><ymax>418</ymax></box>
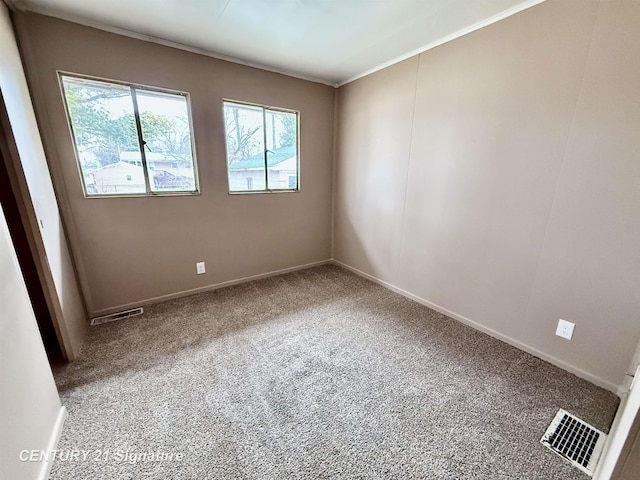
<box><xmin>337</xmin><ymin>0</ymin><xmax>546</xmax><ymax>87</ymax></box>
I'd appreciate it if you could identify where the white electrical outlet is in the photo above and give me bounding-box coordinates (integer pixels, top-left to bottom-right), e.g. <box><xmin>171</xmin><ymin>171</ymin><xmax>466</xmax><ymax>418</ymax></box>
<box><xmin>556</xmin><ymin>319</ymin><xmax>575</xmax><ymax>340</ymax></box>
<box><xmin>196</xmin><ymin>262</ymin><xmax>206</xmax><ymax>275</ymax></box>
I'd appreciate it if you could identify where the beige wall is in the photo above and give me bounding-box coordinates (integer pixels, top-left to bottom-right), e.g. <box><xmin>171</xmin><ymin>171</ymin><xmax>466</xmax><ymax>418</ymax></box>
<box><xmin>1</xmin><ymin>2</ymin><xmax>86</xmax><ymax>358</ymax></box>
<box><xmin>10</xmin><ymin>1</ymin><xmax>639</xmax><ymax>391</ymax></box>
<box><xmin>0</xmin><ymin>207</ymin><xmax>64</xmax><ymax>480</ymax></box>
<box><xmin>334</xmin><ymin>0</ymin><xmax>640</xmax><ymax>392</ymax></box>
<box><xmin>13</xmin><ymin>12</ymin><xmax>335</xmax><ymax>315</ymax></box>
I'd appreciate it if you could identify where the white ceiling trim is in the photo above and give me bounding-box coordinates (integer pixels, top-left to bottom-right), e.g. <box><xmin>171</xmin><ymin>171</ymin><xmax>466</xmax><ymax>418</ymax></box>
<box><xmin>337</xmin><ymin>0</ymin><xmax>546</xmax><ymax>87</ymax></box>
<box><xmin>8</xmin><ymin>0</ymin><xmax>338</xmax><ymax>87</ymax></box>
<box><xmin>9</xmin><ymin>0</ymin><xmax>546</xmax><ymax>89</ymax></box>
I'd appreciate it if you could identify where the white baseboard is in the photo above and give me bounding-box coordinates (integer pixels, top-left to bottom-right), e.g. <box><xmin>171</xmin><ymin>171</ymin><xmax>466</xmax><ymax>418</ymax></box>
<box><xmin>332</xmin><ymin>259</ymin><xmax>621</xmax><ymax>395</ymax></box>
<box><xmin>37</xmin><ymin>406</ymin><xmax>67</xmax><ymax>480</ymax></box>
<box><xmin>91</xmin><ymin>259</ymin><xmax>332</xmax><ymax>317</ymax></box>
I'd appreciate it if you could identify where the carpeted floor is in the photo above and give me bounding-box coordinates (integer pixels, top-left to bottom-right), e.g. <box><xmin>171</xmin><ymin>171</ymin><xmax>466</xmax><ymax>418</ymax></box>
<box><xmin>50</xmin><ymin>265</ymin><xmax>619</xmax><ymax>479</ymax></box>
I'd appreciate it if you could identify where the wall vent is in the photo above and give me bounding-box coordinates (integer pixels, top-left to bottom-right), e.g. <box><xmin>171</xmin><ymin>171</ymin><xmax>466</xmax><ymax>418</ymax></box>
<box><xmin>541</xmin><ymin>409</ymin><xmax>607</xmax><ymax>476</ymax></box>
<box><xmin>90</xmin><ymin>307</ymin><xmax>143</xmax><ymax>326</ymax></box>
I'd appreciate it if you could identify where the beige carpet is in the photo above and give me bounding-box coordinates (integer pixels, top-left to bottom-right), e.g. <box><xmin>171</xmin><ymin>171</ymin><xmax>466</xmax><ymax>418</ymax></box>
<box><xmin>51</xmin><ymin>265</ymin><xmax>619</xmax><ymax>479</ymax></box>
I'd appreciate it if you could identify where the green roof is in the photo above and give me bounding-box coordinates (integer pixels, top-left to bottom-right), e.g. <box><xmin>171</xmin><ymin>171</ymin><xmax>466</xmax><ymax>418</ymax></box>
<box><xmin>229</xmin><ymin>145</ymin><xmax>296</xmax><ymax>170</ymax></box>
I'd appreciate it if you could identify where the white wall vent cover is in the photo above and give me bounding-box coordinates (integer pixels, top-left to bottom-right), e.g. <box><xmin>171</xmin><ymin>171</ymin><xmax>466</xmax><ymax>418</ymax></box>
<box><xmin>90</xmin><ymin>307</ymin><xmax>143</xmax><ymax>326</ymax></box>
<box><xmin>541</xmin><ymin>409</ymin><xmax>607</xmax><ymax>476</ymax></box>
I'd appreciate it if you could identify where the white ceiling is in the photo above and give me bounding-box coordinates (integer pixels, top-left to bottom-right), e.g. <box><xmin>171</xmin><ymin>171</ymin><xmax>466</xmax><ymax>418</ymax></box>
<box><xmin>13</xmin><ymin>0</ymin><xmax>544</xmax><ymax>86</ymax></box>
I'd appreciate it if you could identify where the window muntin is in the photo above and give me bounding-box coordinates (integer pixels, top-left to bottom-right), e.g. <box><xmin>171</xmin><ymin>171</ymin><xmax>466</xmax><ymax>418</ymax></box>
<box><xmin>223</xmin><ymin>100</ymin><xmax>299</xmax><ymax>193</ymax></box>
<box><xmin>60</xmin><ymin>74</ymin><xmax>198</xmax><ymax>197</ymax></box>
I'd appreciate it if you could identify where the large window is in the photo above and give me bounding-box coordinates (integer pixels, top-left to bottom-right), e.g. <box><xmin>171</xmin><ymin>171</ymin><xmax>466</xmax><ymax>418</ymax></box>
<box><xmin>223</xmin><ymin>100</ymin><xmax>299</xmax><ymax>193</ymax></box>
<box><xmin>60</xmin><ymin>74</ymin><xmax>198</xmax><ymax>196</ymax></box>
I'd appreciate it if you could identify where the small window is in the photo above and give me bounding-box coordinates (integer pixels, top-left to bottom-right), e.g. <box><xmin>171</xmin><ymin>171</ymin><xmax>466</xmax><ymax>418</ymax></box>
<box><xmin>60</xmin><ymin>74</ymin><xmax>199</xmax><ymax>196</ymax></box>
<box><xmin>223</xmin><ymin>100</ymin><xmax>298</xmax><ymax>193</ymax></box>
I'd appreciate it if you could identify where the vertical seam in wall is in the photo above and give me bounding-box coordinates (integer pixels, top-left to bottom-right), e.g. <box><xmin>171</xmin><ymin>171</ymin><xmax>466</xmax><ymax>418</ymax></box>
<box><xmin>394</xmin><ymin>55</ymin><xmax>421</xmax><ymax>283</ymax></box>
<box><xmin>520</xmin><ymin>0</ymin><xmax>601</xmax><ymax>338</ymax></box>
<box><xmin>330</xmin><ymin>86</ymin><xmax>338</xmax><ymax>259</ymax></box>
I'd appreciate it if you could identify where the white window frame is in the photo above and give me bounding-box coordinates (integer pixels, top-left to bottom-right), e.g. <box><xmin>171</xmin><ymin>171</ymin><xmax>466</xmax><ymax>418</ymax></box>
<box><xmin>222</xmin><ymin>99</ymin><xmax>300</xmax><ymax>194</ymax></box>
<box><xmin>58</xmin><ymin>71</ymin><xmax>200</xmax><ymax>198</ymax></box>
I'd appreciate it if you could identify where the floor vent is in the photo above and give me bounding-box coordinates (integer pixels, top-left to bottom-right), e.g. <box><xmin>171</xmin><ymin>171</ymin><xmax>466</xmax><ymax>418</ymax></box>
<box><xmin>90</xmin><ymin>307</ymin><xmax>144</xmax><ymax>326</ymax></box>
<box><xmin>541</xmin><ymin>409</ymin><xmax>607</xmax><ymax>476</ymax></box>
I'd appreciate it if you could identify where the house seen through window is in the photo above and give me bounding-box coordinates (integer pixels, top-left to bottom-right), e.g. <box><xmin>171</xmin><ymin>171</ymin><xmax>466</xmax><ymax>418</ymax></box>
<box><xmin>223</xmin><ymin>100</ymin><xmax>299</xmax><ymax>192</ymax></box>
<box><xmin>60</xmin><ymin>74</ymin><xmax>198</xmax><ymax>196</ymax></box>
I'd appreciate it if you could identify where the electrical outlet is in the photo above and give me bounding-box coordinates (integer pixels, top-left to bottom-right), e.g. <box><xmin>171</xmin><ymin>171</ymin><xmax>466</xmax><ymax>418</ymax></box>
<box><xmin>556</xmin><ymin>319</ymin><xmax>575</xmax><ymax>340</ymax></box>
<box><xmin>196</xmin><ymin>262</ymin><xmax>206</xmax><ymax>275</ymax></box>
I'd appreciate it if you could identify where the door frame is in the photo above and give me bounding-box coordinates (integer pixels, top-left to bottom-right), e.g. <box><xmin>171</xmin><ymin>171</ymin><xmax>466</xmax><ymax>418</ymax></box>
<box><xmin>0</xmin><ymin>91</ymin><xmax>76</xmax><ymax>360</ymax></box>
<box><xmin>594</xmin><ymin>341</ymin><xmax>640</xmax><ymax>479</ymax></box>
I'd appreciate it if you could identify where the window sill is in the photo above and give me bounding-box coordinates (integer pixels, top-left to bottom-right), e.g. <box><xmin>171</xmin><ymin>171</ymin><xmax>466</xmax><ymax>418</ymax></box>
<box><xmin>228</xmin><ymin>189</ymin><xmax>300</xmax><ymax>195</ymax></box>
<box><xmin>83</xmin><ymin>191</ymin><xmax>201</xmax><ymax>199</ymax></box>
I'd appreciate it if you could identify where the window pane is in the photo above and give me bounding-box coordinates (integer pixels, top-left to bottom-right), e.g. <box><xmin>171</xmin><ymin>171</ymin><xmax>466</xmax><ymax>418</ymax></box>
<box><xmin>61</xmin><ymin>76</ymin><xmax>145</xmax><ymax>195</ymax></box>
<box><xmin>265</xmin><ymin>109</ymin><xmax>298</xmax><ymax>190</ymax></box>
<box><xmin>136</xmin><ymin>89</ymin><xmax>197</xmax><ymax>192</ymax></box>
<box><xmin>223</xmin><ymin>102</ymin><xmax>266</xmax><ymax>192</ymax></box>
